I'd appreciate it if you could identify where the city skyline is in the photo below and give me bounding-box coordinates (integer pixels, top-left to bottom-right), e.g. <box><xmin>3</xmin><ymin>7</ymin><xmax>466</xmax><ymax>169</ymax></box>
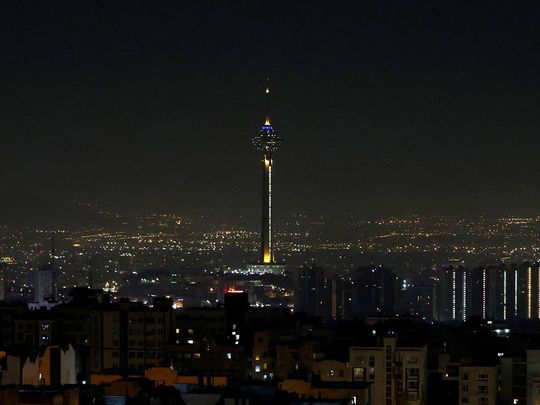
<box><xmin>3</xmin><ymin>3</ymin><xmax>540</xmax><ymax>404</ymax></box>
<box><xmin>2</xmin><ymin>1</ymin><xmax>540</xmax><ymax>225</ymax></box>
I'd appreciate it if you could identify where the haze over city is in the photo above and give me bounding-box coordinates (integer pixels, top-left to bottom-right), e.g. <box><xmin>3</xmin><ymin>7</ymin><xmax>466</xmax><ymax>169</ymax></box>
<box><xmin>2</xmin><ymin>1</ymin><xmax>540</xmax><ymax>223</ymax></box>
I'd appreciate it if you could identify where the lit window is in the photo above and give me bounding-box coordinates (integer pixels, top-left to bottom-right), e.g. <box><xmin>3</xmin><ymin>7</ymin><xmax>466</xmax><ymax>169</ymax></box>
<box><xmin>477</xmin><ymin>373</ymin><xmax>488</xmax><ymax>381</ymax></box>
<box><xmin>353</xmin><ymin>367</ymin><xmax>365</xmax><ymax>379</ymax></box>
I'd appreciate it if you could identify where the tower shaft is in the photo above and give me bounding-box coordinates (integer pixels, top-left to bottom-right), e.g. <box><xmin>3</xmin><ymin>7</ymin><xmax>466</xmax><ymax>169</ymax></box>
<box><xmin>261</xmin><ymin>152</ymin><xmax>273</xmax><ymax>263</ymax></box>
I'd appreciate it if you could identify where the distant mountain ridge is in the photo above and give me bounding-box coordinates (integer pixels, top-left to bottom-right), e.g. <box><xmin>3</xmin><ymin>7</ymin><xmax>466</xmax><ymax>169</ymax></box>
<box><xmin>0</xmin><ymin>189</ymin><xmax>114</xmax><ymax>229</ymax></box>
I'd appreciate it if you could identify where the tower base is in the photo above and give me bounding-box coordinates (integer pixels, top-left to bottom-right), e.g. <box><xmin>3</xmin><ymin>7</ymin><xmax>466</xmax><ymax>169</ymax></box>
<box><xmin>246</xmin><ymin>263</ymin><xmax>286</xmax><ymax>276</ymax></box>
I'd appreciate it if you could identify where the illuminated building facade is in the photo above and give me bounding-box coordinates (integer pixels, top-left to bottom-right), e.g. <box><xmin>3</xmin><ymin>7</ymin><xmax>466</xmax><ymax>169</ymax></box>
<box><xmin>248</xmin><ymin>82</ymin><xmax>285</xmax><ymax>275</ymax></box>
<box><xmin>436</xmin><ymin>263</ymin><xmax>540</xmax><ymax>322</ymax></box>
<box><xmin>522</xmin><ymin>264</ymin><xmax>540</xmax><ymax>320</ymax></box>
<box><xmin>437</xmin><ymin>264</ymin><xmax>469</xmax><ymax>321</ymax></box>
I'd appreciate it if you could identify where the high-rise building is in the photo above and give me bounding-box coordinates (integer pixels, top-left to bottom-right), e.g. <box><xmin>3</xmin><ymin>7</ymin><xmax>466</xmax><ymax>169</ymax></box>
<box><xmin>438</xmin><ymin>265</ymin><xmax>505</xmax><ymax>321</ymax></box>
<box><xmin>343</xmin><ymin>266</ymin><xmax>398</xmax><ymax>319</ymax></box>
<box><xmin>500</xmin><ymin>354</ymin><xmax>527</xmax><ymax>404</ymax></box>
<box><xmin>520</xmin><ymin>263</ymin><xmax>540</xmax><ymax>320</ymax></box>
<box><xmin>89</xmin><ymin>300</ymin><xmax>171</xmax><ymax>373</ymax></box>
<box><xmin>295</xmin><ymin>265</ymin><xmax>330</xmax><ymax>319</ymax></box>
<box><xmin>224</xmin><ymin>290</ymin><xmax>249</xmax><ymax>344</ymax></box>
<box><xmin>459</xmin><ymin>365</ymin><xmax>498</xmax><ymax>405</ymax></box>
<box><xmin>435</xmin><ymin>262</ymin><xmax>540</xmax><ymax>322</ymax></box>
<box><xmin>247</xmin><ymin>82</ymin><xmax>286</xmax><ymax>275</ymax></box>
<box><xmin>527</xmin><ymin>350</ymin><xmax>540</xmax><ymax>405</ymax></box>
<box><xmin>465</xmin><ymin>265</ymin><xmax>506</xmax><ymax>321</ymax></box>
<box><xmin>0</xmin><ymin>257</ymin><xmax>17</xmax><ymax>301</ymax></box>
<box><xmin>34</xmin><ymin>264</ymin><xmax>58</xmax><ymax>303</ymax></box>
<box><xmin>294</xmin><ymin>265</ymin><xmax>346</xmax><ymax>320</ymax></box>
<box><xmin>485</xmin><ymin>265</ymin><xmax>507</xmax><ymax>320</ymax></box>
<box><xmin>350</xmin><ymin>337</ymin><xmax>428</xmax><ymax>405</ymax></box>
<box><xmin>437</xmin><ymin>265</ymin><xmax>470</xmax><ymax>321</ymax></box>
<box><xmin>400</xmin><ymin>283</ymin><xmax>437</xmax><ymax>321</ymax></box>
<box><xmin>0</xmin><ymin>264</ymin><xmax>4</xmax><ymax>301</ymax></box>
<box><xmin>34</xmin><ymin>235</ymin><xmax>58</xmax><ymax>302</ymax></box>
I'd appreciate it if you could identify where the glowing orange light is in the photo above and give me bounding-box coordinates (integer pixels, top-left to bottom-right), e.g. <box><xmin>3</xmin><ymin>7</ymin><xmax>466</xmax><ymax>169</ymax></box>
<box><xmin>225</xmin><ymin>288</ymin><xmax>244</xmax><ymax>294</ymax></box>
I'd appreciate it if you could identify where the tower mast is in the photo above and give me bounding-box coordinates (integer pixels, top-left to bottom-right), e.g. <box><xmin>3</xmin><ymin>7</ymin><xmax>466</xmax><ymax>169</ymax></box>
<box><xmin>265</xmin><ymin>78</ymin><xmax>271</xmax><ymax>126</ymax></box>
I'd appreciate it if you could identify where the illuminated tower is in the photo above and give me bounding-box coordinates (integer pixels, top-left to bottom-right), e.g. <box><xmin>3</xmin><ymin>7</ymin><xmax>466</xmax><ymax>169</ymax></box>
<box><xmin>248</xmin><ymin>81</ymin><xmax>285</xmax><ymax>275</ymax></box>
<box><xmin>252</xmin><ymin>82</ymin><xmax>281</xmax><ymax>264</ymax></box>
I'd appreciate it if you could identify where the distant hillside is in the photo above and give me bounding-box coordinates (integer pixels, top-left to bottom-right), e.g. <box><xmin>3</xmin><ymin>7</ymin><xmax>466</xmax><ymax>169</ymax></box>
<box><xmin>0</xmin><ymin>189</ymin><xmax>116</xmax><ymax>229</ymax></box>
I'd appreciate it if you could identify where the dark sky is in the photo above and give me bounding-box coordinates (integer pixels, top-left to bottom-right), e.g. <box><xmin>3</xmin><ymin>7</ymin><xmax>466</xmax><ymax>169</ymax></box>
<box><xmin>1</xmin><ymin>1</ymin><xmax>540</xmax><ymax>222</ymax></box>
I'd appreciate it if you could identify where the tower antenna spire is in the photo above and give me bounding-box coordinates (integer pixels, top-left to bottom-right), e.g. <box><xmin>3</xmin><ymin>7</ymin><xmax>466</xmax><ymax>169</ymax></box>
<box><xmin>265</xmin><ymin>77</ymin><xmax>271</xmax><ymax>125</ymax></box>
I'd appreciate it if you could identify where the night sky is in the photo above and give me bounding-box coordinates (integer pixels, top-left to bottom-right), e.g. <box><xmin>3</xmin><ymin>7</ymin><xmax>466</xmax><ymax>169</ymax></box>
<box><xmin>2</xmin><ymin>1</ymin><xmax>540</xmax><ymax>222</ymax></box>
